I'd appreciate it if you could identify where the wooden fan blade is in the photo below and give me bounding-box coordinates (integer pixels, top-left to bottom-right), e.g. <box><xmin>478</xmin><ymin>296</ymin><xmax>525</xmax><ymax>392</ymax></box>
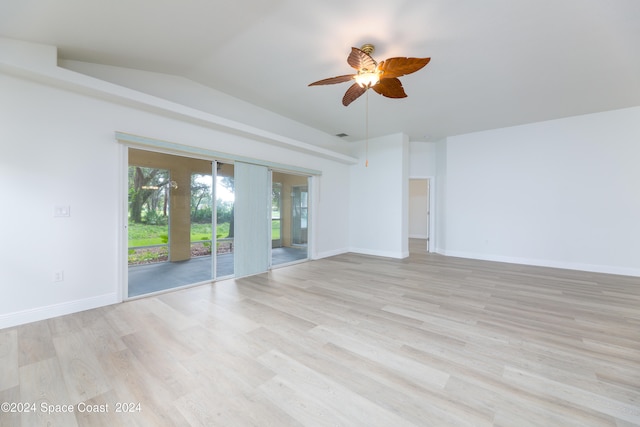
<box><xmin>347</xmin><ymin>47</ymin><xmax>377</xmax><ymax>72</ymax></box>
<box><xmin>308</xmin><ymin>74</ymin><xmax>355</xmax><ymax>86</ymax></box>
<box><xmin>372</xmin><ymin>77</ymin><xmax>407</xmax><ymax>99</ymax></box>
<box><xmin>342</xmin><ymin>83</ymin><xmax>367</xmax><ymax>106</ymax></box>
<box><xmin>377</xmin><ymin>57</ymin><xmax>431</xmax><ymax>79</ymax></box>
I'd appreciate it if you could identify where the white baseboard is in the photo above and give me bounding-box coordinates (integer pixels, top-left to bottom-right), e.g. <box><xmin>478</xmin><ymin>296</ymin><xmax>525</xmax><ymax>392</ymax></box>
<box><xmin>313</xmin><ymin>248</ymin><xmax>350</xmax><ymax>260</ymax></box>
<box><xmin>438</xmin><ymin>250</ymin><xmax>640</xmax><ymax>277</ymax></box>
<box><xmin>0</xmin><ymin>293</ymin><xmax>119</xmax><ymax>330</ymax></box>
<box><xmin>349</xmin><ymin>247</ymin><xmax>410</xmax><ymax>259</ymax></box>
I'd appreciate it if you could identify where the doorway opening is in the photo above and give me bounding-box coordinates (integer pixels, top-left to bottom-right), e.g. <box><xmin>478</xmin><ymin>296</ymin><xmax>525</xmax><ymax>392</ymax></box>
<box><xmin>409</xmin><ymin>178</ymin><xmax>432</xmax><ymax>253</ymax></box>
<box><xmin>271</xmin><ymin>171</ymin><xmax>309</xmax><ymax>266</ymax></box>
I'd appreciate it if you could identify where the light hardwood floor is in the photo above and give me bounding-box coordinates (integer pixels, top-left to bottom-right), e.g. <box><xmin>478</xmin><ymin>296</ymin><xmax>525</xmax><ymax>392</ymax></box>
<box><xmin>1</xmin><ymin>241</ymin><xmax>639</xmax><ymax>426</ymax></box>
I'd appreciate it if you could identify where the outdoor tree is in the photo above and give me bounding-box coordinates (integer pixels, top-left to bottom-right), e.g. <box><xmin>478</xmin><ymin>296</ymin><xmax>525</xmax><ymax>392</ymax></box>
<box><xmin>129</xmin><ymin>166</ymin><xmax>169</xmax><ymax>223</ymax></box>
<box><xmin>218</xmin><ymin>175</ymin><xmax>235</xmax><ymax>238</ymax></box>
<box><xmin>191</xmin><ymin>174</ymin><xmax>212</xmax><ymax>223</ymax></box>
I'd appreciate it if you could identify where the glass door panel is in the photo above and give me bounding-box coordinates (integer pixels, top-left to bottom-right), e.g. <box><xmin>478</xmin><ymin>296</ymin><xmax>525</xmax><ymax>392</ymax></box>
<box><xmin>127</xmin><ymin>165</ymin><xmax>170</xmax><ymax>266</ymax></box>
<box><xmin>189</xmin><ymin>171</ymin><xmax>214</xmax><ymax>282</ymax></box>
<box><xmin>215</xmin><ymin>162</ymin><xmax>234</xmax><ymax>278</ymax></box>
<box><xmin>272</xmin><ymin>182</ymin><xmax>282</xmax><ymax>248</ymax></box>
<box><xmin>292</xmin><ymin>185</ymin><xmax>308</xmax><ymax>245</ymax></box>
<box><xmin>127</xmin><ymin>148</ymin><xmax>214</xmax><ymax>297</ymax></box>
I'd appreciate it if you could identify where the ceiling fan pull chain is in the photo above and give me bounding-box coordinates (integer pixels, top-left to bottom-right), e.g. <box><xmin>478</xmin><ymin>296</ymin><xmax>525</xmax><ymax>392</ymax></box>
<box><xmin>365</xmin><ymin>90</ymin><xmax>369</xmax><ymax>167</ymax></box>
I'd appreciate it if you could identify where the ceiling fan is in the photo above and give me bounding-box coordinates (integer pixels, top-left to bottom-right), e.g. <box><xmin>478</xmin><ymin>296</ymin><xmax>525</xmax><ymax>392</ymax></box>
<box><xmin>309</xmin><ymin>44</ymin><xmax>431</xmax><ymax>106</ymax></box>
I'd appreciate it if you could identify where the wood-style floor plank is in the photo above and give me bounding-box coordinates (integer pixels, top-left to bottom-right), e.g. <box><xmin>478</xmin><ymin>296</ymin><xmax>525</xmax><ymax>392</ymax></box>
<box><xmin>1</xmin><ymin>241</ymin><xmax>639</xmax><ymax>426</ymax></box>
<box><xmin>0</xmin><ymin>329</ymin><xmax>18</xmax><ymax>391</ymax></box>
<box><xmin>19</xmin><ymin>357</ymin><xmax>79</xmax><ymax>427</ymax></box>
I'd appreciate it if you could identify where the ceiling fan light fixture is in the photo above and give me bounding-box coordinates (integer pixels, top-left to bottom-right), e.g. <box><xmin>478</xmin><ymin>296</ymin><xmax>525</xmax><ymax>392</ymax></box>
<box><xmin>354</xmin><ymin>71</ymin><xmax>380</xmax><ymax>88</ymax></box>
<box><xmin>308</xmin><ymin>45</ymin><xmax>430</xmax><ymax>106</ymax></box>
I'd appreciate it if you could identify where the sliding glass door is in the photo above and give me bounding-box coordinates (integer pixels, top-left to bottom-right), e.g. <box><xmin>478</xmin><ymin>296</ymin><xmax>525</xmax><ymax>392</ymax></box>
<box><xmin>125</xmin><ymin>148</ymin><xmax>312</xmax><ymax>297</ymax></box>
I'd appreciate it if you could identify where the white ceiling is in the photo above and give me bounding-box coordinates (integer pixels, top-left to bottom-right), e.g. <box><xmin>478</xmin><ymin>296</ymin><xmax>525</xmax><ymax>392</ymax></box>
<box><xmin>1</xmin><ymin>0</ymin><xmax>639</xmax><ymax>142</ymax></box>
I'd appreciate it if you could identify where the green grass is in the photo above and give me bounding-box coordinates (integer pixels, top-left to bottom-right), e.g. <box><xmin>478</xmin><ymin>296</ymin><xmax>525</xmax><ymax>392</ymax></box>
<box><xmin>128</xmin><ymin>220</ymin><xmax>281</xmax><ymax>247</ymax></box>
<box><xmin>127</xmin><ymin>223</ymin><xmax>168</xmax><ymax>247</ymax></box>
<box><xmin>129</xmin><ymin>222</ymin><xmax>224</xmax><ymax>247</ymax></box>
<box><xmin>191</xmin><ymin>223</ymin><xmax>213</xmax><ymax>241</ymax></box>
<box><xmin>272</xmin><ymin>220</ymin><xmax>280</xmax><ymax>240</ymax></box>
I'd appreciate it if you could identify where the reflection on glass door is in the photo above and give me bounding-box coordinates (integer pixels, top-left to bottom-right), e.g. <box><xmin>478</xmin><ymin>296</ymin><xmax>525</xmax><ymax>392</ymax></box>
<box><xmin>272</xmin><ymin>183</ymin><xmax>282</xmax><ymax>248</ymax></box>
<box><xmin>271</xmin><ymin>172</ymin><xmax>309</xmax><ymax>267</ymax></box>
<box><xmin>190</xmin><ymin>171</ymin><xmax>214</xmax><ymax>279</ymax></box>
<box><xmin>215</xmin><ymin>162</ymin><xmax>234</xmax><ymax>278</ymax></box>
<box><xmin>292</xmin><ymin>186</ymin><xmax>308</xmax><ymax>245</ymax></box>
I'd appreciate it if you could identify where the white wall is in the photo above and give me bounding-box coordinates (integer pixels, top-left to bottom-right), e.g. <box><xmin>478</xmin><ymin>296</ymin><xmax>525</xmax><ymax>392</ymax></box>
<box><xmin>61</xmin><ymin>60</ymin><xmax>350</xmax><ymax>156</ymax></box>
<box><xmin>409</xmin><ymin>141</ymin><xmax>437</xmax><ymax>177</ymax></box>
<box><xmin>438</xmin><ymin>107</ymin><xmax>640</xmax><ymax>276</ymax></box>
<box><xmin>348</xmin><ymin>134</ymin><xmax>409</xmax><ymax>258</ymax></box>
<box><xmin>312</xmin><ymin>167</ymin><xmax>352</xmax><ymax>259</ymax></box>
<box><xmin>434</xmin><ymin>139</ymin><xmax>448</xmax><ymax>253</ymax></box>
<box><xmin>0</xmin><ymin>41</ymin><xmax>353</xmax><ymax>328</ymax></box>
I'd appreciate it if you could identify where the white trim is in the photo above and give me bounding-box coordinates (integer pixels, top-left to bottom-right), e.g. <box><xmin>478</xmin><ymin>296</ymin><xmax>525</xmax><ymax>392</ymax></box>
<box><xmin>349</xmin><ymin>247</ymin><xmax>410</xmax><ymax>259</ymax></box>
<box><xmin>268</xmin><ymin>169</ymin><xmax>274</xmax><ymax>269</ymax></box>
<box><xmin>307</xmin><ymin>176</ymin><xmax>317</xmax><ymax>261</ymax></box>
<box><xmin>119</xmin><ymin>145</ymin><xmax>128</xmax><ymax>301</ymax></box>
<box><xmin>428</xmin><ymin>177</ymin><xmax>436</xmax><ymax>253</ymax></box>
<box><xmin>306</xmin><ymin>175</ymin><xmax>315</xmax><ymax>262</ymax></box>
<box><xmin>0</xmin><ymin>293</ymin><xmax>119</xmax><ymax>330</ymax></box>
<box><xmin>212</xmin><ymin>160</ymin><xmax>219</xmax><ymax>280</ymax></box>
<box><xmin>440</xmin><ymin>250</ymin><xmax>640</xmax><ymax>277</ymax></box>
<box><xmin>314</xmin><ymin>248</ymin><xmax>349</xmax><ymax>260</ymax></box>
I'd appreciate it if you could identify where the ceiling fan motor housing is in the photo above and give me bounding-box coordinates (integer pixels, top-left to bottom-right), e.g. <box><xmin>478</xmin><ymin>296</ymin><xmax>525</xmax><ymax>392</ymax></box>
<box><xmin>360</xmin><ymin>44</ymin><xmax>375</xmax><ymax>55</ymax></box>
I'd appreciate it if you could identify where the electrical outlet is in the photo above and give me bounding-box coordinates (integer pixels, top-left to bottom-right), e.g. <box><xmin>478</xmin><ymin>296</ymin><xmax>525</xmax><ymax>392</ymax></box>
<box><xmin>53</xmin><ymin>270</ymin><xmax>64</xmax><ymax>282</ymax></box>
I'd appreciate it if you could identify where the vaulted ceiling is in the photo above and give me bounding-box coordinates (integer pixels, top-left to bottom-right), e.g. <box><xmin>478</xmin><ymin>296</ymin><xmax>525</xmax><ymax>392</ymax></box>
<box><xmin>1</xmin><ymin>0</ymin><xmax>639</xmax><ymax>142</ymax></box>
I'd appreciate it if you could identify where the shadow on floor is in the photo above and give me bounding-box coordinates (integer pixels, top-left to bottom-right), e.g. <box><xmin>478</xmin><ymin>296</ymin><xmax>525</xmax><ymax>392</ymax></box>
<box><xmin>128</xmin><ymin>246</ymin><xmax>307</xmax><ymax>297</ymax></box>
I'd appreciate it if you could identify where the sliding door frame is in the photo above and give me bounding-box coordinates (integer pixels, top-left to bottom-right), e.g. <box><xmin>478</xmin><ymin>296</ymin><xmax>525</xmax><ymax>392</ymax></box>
<box><xmin>212</xmin><ymin>160</ymin><xmax>218</xmax><ymax>281</ymax></box>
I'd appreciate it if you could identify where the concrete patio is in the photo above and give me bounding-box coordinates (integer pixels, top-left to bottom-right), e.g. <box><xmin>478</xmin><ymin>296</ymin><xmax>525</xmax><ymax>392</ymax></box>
<box><xmin>128</xmin><ymin>246</ymin><xmax>307</xmax><ymax>297</ymax></box>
